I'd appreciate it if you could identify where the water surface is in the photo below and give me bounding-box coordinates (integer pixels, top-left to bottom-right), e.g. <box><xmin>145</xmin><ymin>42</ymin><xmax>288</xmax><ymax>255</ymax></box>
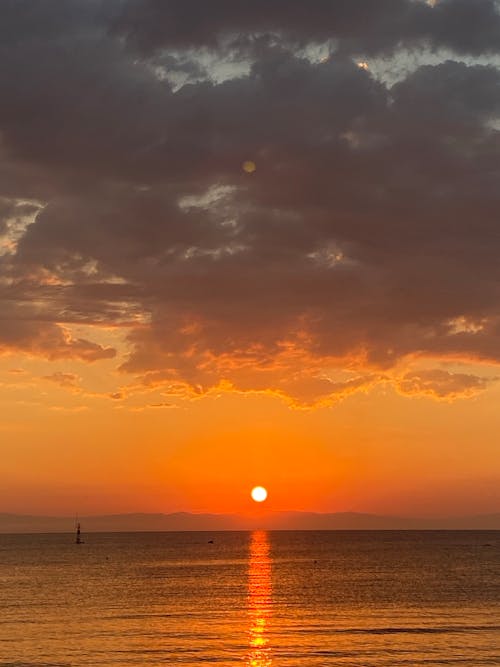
<box><xmin>1</xmin><ymin>531</ymin><xmax>499</xmax><ymax>666</ymax></box>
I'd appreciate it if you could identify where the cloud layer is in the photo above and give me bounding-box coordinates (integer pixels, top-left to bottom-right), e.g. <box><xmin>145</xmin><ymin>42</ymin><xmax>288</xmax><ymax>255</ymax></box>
<box><xmin>1</xmin><ymin>0</ymin><xmax>499</xmax><ymax>403</ymax></box>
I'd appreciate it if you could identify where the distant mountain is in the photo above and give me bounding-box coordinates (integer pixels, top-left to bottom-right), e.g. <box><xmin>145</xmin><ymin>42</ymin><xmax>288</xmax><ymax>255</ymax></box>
<box><xmin>0</xmin><ymin>511</ymin><xmax>499</xmax><ymax>533</ymax></box>
<box><xmin>261</xmin><ymin>511</ymin><xmax>500</xmax><ymax>530</ymax></box>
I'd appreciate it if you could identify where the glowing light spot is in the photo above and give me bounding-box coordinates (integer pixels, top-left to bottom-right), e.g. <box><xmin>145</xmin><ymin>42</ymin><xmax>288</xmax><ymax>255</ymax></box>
<box><xmin>251</xmin><ymin>486</ymin><xmax>268</xmax><ymax>503</ymax></box>
<box><xmin>243</xmin><ymin>160</ymin><xmax>256</xmax><ymax>174</ymax></box>
<box><xmin>357</xmin><ymin>61</ymin><xmax>369</xmax><ymax>70</ymax></box>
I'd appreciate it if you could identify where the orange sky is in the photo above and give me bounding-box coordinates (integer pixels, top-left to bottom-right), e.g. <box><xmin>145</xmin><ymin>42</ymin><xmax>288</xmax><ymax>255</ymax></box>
<box><xmin>1</xmin><ymin>346</ymin><xmax>499</xmax><ymax>517</ymax></box>
<box><xmin>2</xmin><ymin>1</ymin><xmax>500</xmax><ymax>519</ymax></box>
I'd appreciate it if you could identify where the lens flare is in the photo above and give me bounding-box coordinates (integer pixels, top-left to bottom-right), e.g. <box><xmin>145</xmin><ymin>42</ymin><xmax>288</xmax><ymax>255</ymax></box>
<box><xmin>243</xmin><ymin>160</ymin><xmax>256</xmax><ymax>173</ymax></box>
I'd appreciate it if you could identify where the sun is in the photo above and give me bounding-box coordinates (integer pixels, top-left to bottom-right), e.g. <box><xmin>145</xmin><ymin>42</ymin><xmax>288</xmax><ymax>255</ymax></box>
<box><xmin>251</xmin><ymin>486</ymin><xmax>268</xmax><ymax>503</ymax></box>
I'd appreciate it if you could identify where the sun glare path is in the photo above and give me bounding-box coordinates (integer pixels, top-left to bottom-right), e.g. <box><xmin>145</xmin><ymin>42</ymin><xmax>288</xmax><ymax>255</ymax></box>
<box><xmin>251</xmin><ymin>486</ymin><xmax>268</xmax><ymax>503</ymax></box>
<box><xmin>247</xmin><ymin>530</ymin><xmax>272</xmax><ymax>666</ymax></box>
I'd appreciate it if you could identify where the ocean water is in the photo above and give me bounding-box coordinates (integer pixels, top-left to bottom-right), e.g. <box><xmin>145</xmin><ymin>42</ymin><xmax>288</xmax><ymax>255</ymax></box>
<box><xmin>0</xmin><ymin>531</ymin><xmax>499</xmax><ymax>666</ymax></box>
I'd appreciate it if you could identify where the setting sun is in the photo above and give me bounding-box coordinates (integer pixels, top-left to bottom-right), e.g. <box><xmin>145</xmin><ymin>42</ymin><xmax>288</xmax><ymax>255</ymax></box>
<box><xmin>251</xmin><ymin>486</ymin><xmax>268</xmax><ymax>503</ymax></box>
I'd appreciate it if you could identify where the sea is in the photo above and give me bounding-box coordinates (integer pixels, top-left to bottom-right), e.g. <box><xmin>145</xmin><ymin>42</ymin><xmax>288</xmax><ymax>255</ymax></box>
<box><xmin>0</xmin><ymin>531</ymin><xmax>499</xmax><ymax>666</ymax></box>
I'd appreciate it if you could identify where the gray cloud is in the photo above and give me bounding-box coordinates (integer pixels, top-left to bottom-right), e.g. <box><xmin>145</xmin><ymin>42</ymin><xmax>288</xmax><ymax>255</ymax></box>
<box><xmin>0</xmin><ymin>1</ymin><xmax>499</xmax><ymax>401</ymax></box>
<box><xmin>0</xmin><ymin>303</ymin><xmax>116</xmax><ymax>361</ymax></box>
<box><xmin>42</xmin><ymin>372</ymin><xmax>80</xmax><ymax>389</ymax></box>
<box><xmin>113</xmin><ymin>0</ymin><xmax>500</xmax><ymax>56</ymax></box>
<box><xmin>397</xmin><ymin>369</ymin><xmax>495</xmax><ymax>399</ymax></box>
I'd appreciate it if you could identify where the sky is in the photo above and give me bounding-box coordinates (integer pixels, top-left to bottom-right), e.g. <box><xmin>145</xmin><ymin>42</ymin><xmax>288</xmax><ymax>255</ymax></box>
<box><xmin>1</xmin><ymin>0</ymin><xmax>500</xmax><ymax>518</ymax></box>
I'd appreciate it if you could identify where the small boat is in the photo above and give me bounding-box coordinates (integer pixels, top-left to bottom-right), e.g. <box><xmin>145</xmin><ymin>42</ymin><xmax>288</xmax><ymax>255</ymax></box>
<box><xmin>75</xmin><ymin>521</ymin><xmax>84</xmax><ymax>544</ymax></box>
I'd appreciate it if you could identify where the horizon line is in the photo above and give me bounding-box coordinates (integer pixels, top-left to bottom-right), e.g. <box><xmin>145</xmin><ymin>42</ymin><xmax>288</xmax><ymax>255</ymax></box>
<box><xmin>2</xmin><ymin>509</ymin><xmax>500</xmax><ymax>520</ymax></box>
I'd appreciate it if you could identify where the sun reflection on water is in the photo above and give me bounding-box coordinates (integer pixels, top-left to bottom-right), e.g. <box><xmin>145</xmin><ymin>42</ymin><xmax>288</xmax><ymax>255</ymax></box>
<box><xmin>247</xmin><ymin>530</ymin><xmax>272</xmax><ymax>667</ymax></box>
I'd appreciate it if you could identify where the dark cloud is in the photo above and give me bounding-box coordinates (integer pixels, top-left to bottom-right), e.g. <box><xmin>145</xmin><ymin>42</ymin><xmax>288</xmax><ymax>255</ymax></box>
<box><xmin>0</xmin><ymin>198</ymin><xmax>40</xmax><ymax>237</ymax></box>
<box><xmin>42</xmin><ymin>372</ymin><xmax>80</xmax><ymax>389</ymax></box>
<box><xmin>0</xmin><ymin>2</ymin><xmax>499</xmax><ymax>402</ymax></box>
<box><xmin>113</xmin><ymin>0</ymin><xmax>500</xmax><ymax>56</ymax></box>
<box><xmin>148</xmin><ymin>402</ymin><xmax>175</xmax><ymax>408</ymax></box>
<box><xmin>429</xmin><ymin>0</ymin><xmax>500</xmax><ymax>55</ymax></box>
<box><xmin>397</xmin><ymin>369</ymin><xmax>495</xmax><ymax>399</ymax></box>
<box><xmin>0</xmin><ymin>304</ymin><xmax>116</xmax><ymax>361</ymax></box>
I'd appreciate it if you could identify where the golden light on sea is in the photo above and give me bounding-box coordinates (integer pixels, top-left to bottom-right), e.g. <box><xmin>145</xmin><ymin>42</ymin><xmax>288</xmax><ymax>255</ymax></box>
<box><xmin>247</xmin><ymin>530</ymin><xmax>272</xmax><ymax>666</ymax></box>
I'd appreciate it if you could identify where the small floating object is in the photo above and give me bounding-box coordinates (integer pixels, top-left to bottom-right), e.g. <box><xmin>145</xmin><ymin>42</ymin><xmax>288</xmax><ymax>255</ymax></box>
<box><xmin>75</xmin><ymin>521</ymin><xmax>84</xmax><ymax>545</ymax></box>
<box><xmin>208</xmin><ymin>539</ymin><xmax>214</xmax><ymax>544</ymax></box>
